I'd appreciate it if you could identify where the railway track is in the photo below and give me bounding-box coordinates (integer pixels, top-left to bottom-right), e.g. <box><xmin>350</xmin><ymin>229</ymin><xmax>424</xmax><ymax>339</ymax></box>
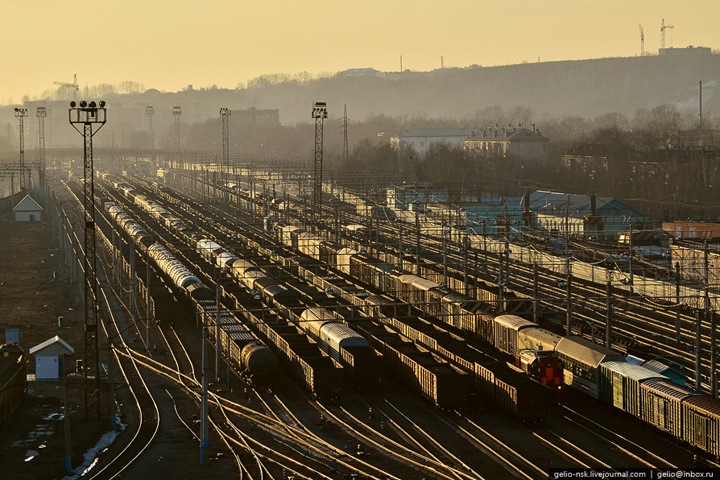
<box><xmin>53</xmin><ymin>181</ymin><xmax>164</xmax><ymax>479</ymax></box>
<box><xmin>66</xmin><ymin>171</ymin><xmax>704</xmax><ymax>475</ymax></box>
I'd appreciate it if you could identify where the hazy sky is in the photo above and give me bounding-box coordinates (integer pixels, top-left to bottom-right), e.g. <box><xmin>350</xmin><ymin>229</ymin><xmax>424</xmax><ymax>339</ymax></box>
<box><xmin>3</xmin><ymin>1</ymin><xmax>719</xmax><ymax>105</ymax></box>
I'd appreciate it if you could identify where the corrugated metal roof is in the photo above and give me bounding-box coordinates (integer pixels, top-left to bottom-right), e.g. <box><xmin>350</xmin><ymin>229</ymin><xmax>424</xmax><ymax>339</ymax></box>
<box><xmin>322</xmin><ymin>323</ymin><xmax>367</xmax><ymax>346</ymax></box>
<box><xmin>556</xmin><ymin>336</ymin><xmax>623</xmax><ymax>367</ymax></box>
<box><xmin>642</xmin><ymin>378</ymin><xmax>696</xmax><ymax>400</ymax></box>
<box><xmin>642</xmin><ymin>359</ymin><xmax>674</xmax><ymax>373</ymax></box>
<box><xmin>301</xmin><ymin>307</ymin><xmax>340</xmax><ymax>322</ymax></box>
<box><xmin>684</xmin><ymin>394</ymin><xmax>720</xmax><ymax>416</ymax></box>
<box><xmin>518</xmin><ymin>327</ymin><xmax>562</xmax><ymax>350</ymax></box>
<box><xmin>601</xmin><ymin>361</ymin><xmax>668</xmax><ymax>382</ymax></box>
<box><xmin>398</xmin><ymin>274</ymin><xmax>421</xmax><ymax>285</ymax></box>
<box><xmin>494</xmin><ymin>315</ymin><xmax>536</xmax><ymax>331</ymax></box>
<box><xmin>411</xmin><ymin>277</ymin><xmax>441</xmax><ymax>291</ymax></box>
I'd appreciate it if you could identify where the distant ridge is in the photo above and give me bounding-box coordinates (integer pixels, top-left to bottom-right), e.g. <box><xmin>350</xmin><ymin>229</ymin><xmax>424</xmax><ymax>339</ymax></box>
<box><xmin>10</xmin><ymin>53</ymin><xmax>719</xmax><ymax>129</ymax></box>
<box><xmin>228</xmin><ymin>53</ymin><xmax>720</xmax><ymax>123</ymax></box>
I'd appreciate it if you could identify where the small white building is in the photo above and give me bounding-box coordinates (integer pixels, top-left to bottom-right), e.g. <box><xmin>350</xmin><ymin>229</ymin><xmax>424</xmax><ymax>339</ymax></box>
<box><xmin>28</xmin><ymin>336</ymin><xmax>74</xmax><ymax>380</ymax></box>
<box><xmin>391</xmin><ymin>128</ymin><xmax>477</xmax><ymax>156</ymax></box>
<box><xmin>13</xmin><ymin>194</ymin><xmax>43</xmax><ymax>222</ymax></box>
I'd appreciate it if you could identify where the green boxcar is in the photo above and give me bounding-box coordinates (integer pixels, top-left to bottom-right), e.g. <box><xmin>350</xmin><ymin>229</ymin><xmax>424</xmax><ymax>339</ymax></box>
<box><xmin>598</xmin><ymin>361</ymin><xmax>667</xmax><ymax>418</ymax></box>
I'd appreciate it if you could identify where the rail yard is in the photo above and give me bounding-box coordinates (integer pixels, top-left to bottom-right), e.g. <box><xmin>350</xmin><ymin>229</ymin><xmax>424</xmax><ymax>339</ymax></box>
<box><xmin>1</xmin><ymin>153</ymin><xmax>719</xmax><ymax>478</ymax></box>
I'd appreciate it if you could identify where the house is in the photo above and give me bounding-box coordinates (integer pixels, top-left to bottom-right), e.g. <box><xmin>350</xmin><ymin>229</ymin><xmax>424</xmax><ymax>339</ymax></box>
<box><xmin>390</xmin><ymin>128</ymin><xmax>477</xmax><ymax>157</ymax></box>
<box><xmin>464</xmin><ymin>125</ymin><xmax>549</xmax><ymax>164</ymax></box>
<box><xmin>528</xmin><ymin>191</ymin><xmax>656</xmax><ymax>241</ymax></box>
<box><xmin>28</xmin><ymin>336</ymin><xmax>74</xmax><ymax>380</ymax></box>
<box><xmin>13</xmin><ymin>194</ymin><xmax>43</xmax><ymax>222</ymax></box>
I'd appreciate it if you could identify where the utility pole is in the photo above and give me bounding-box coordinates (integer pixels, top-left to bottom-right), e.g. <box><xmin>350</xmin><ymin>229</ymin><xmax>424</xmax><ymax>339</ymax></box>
<box><xmin>200</xmin><ymin>322</ymin><xmax>209</xmax><ymax>463</ymax></box>
<box><xmin>605</xmin><ymin>280</ymin><xmax>613</xmax><ymax>349</ymax></box>
<box><xmin>146</xmin><ymin>106</ymin><xmax>155</xmax><ymax>150</ymax></box>
<box><xmin>695</xmin><ymin>309</ymin><xmax>702</xmax><ymax>394</ymax></box>
<box><xmin>215</xmin><ymin>271</ymin><xmax>222</xmax><ymax>383</ymax></box>
<box><xmin>676</xmin><ymin>261</ymin><xmax>682</xmax><ymax>343</ymax></box>
<box><xmin>699</xmin><ymin>81</ymin><xmax>703</xmax><ymax>148</ymax></box>
<box><xmin>311</xmin><ymin>102</ymin><xmax>327</xmax><ymax>229</ymax></box>
<box><xmin>68</xmin><ymin>100</ymin><xmax>107</xmax><ymax>421</ymax></box>
<box><xmin>498</xmin><ymin>245</ymin><xmax>505</xmax><ymax>313</ymax></box>
<box><xmin>342</xmin><ymin>104</ymin><xmax>349</xmax><ymax>164</ymax></box>
<box><xmin>565</xmin><ymin>257</ymin><xmax>573</xmax><ymax>336</ymax></box>
<box><xmin>628</xmin><ymin>224</ymin><xmax>634</xmax><ymax>295</ymax></box>
<box><xmin>14</xmin><ymin>108</ymin><xmax>28</xmax><ymax>191</ymax></box>
<box><xmin>37</xmin><ymin>107</ymin><xmax>47</xmax><ymax>204</ymax></box>
<box><xmin>173</xmin><ymin>105</ymin><xmax>182</xmax><ymax>169</ymax></box>
<box><xmin>704</xmin><ymin>240</ymin><xmax>715</xmax><ymax>397</ymax></box>
<box><xmin>442</xmin><ymin>220</ymin><xmax>448</xmax><ymax>287</ymax></box>
<box><xmin>220</xmin><ymin>108</ymin><xmax>230</xmax><ymax>203</ymax></box>
<box><xmin>532</xmin><ymin>264</ymin><xmax>539</xmax><ymax>324</ymax></box>
<box><xmin>145</xmin><ymin>260</ymin><xmax>151</xmax><ymax>350</ymax></box>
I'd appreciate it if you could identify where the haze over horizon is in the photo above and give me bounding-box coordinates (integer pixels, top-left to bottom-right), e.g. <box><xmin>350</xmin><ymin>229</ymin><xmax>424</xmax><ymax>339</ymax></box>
<box><xmin>4</xmin><ymin>0</ymin><xmax>719</xmax><ymax>106</ymax></box>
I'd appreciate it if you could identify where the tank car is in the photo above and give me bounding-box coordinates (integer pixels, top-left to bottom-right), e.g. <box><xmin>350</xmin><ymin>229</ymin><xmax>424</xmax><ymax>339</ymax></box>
<box><xmin>240</xmin><ymin>341</ymin><xmax>278</xmax><ymax>381</ymax></box>
<box><xmin>147</xmin><ymin>243</ymin><xmax>212</xmax><ymax>300</ymax></box>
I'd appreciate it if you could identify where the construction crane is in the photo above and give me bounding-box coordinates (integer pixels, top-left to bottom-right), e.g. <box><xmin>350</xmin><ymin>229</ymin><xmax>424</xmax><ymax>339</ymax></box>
<box><xmin>661</xmin><ymin>18</ymin><xmax>674</xmax><ymax>49</ymax></box>
<box><xmin>54</xmin><ymin>74</ymin><xmax>79</xmax><ymax>98</ymax></box>
<box><xmin>639</xmin><ymin>24</ymin><xmax>645</xmax><ymax>56</ymax></box>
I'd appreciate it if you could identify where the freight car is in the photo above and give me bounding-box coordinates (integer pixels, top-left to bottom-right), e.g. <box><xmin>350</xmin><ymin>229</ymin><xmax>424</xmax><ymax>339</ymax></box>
<box><xmin>122</xmin><ymin>183</ymin><xmax>377</xmax><ymax>395</ymax></box>
<box><xmin>104</xmin><ymin>199</ymin><xmax>213</xmax><ymax>302</ymax></box>
<box><xmin>0</xmin><ymin>343</ymin><xmax>27</xmax><ymax>427</ymax></box>
<box><xmin>298</xmin><ymin>307</ymin><xmax>383</xmax><ymax>390</ymax></box>
<box><xmin>555</xmin><ymin>336</ymin><xmax>625</xmax><ymax>399</ymax></box>
<box><xmin>146</xmin><ymin>243</ymin><xmax>213</xmax><ymax>301</ymax></box>
<box><xmin>640</xmin><ymin>379</ymin><xmax>697</xmax><ymax>441</ymax></box>
<box><xmin>352</xmin><ymin>316</ymin><xmax>469</xmax><ymax>410</ymax></box>
<box><xmin>489</xmin><ymin>311</ymin><xmax>720</xmax><ymax>458</ymax></box>
<box><xmin>165</xmin><ymin>217</ymin><xmax>384</xmax><ymax>391</ymax></box>
<box><xmin>681</xmin><ymin>394</ymin><xmax>720</xmax><ymax>458</ymax></box>
<box><xmin>106</xmin><ymin>204</ymin><xmax>153</xmax><ymax>248</ymax></box>
<box><xmin>198</xmin><ymin>300</ymin><xmax>277</xmax><ymax>383</ymax></box>
<box><xmin>474</xmin><ymin>359</ymin><xmax>549</xmax><ymax>423</ymax></box>
<box><xmin>252</xmin><ymin>319</ymin><xmax>344</xmax><ymax>399</ymax></box>
<box><xmin>109</xmin><ymin>183</ymin><xmax>354</xmax><ymax>398</ymax></box>
<box><xmin>598</xmin><ymin>361</ymin><xmax>667</xmax><ymax>417</ymax></box>
<box><xmin>102</xmin><ymin>188</ymin><xmax>279</xmax><ymax>381</ymax></box>
<box><xmin>247</xmin><ymin>206</ymin><xmax>720</xmax><ymax>458</ymax></box>
<box><xmin>362</xmin><ymin>294</ymin><xmax>550</xmax><ymax>419</ymax></box>
<box><xmin>492</xmin><ymin>315</ymin><xmax>564</xmax><ymax>399</ymax></box>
